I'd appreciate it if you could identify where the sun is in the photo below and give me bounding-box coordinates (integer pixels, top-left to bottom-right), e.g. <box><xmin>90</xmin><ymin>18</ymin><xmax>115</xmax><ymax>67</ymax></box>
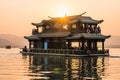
<box><xmin>56</xmin><ymin>7</ymin><xmax>69</xmax><ymax>17</ymax></box>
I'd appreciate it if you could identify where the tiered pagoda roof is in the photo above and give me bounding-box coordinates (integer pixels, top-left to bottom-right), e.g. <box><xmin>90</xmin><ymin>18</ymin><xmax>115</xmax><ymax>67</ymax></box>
<box><xmin>31</xmin><ymin>15</ymin><xmax>103</xmax><ymax>27</ymax></box>
<box><xmin>25</xmin><ymin>14</ymin><xmax>110</xmax><ymax>40</ymax></box>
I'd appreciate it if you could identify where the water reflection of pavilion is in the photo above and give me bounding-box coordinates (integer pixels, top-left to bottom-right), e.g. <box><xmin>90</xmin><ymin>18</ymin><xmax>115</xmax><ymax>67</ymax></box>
<box><xmin>22</xmin><ymin>55</ymin><xmax>109</xmax><ymax>80</ymax></box>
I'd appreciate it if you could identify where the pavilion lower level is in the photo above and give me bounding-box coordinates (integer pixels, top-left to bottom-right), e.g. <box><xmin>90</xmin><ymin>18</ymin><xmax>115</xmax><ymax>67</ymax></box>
<box><xmin>25</xmin><ymin>33</ymin><xmax>110</xmax><ymax>54</ymax></box>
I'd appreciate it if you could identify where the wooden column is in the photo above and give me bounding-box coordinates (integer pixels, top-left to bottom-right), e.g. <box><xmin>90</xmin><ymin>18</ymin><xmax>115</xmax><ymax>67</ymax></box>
<box><xmin>87</xmin><ymin>40</ymin><xmax>91</xmax><ymax>50</ymax></box>
<box><xmin>34</xmin><ymin>40</ymin><xmax>37</xmax><ymax>48</ymax></box>
<box><xmin>68</xmin><ymin>40</ymin><xmax>71</xmax><ymax>49</ymax></box>
<box><xmin>90</xmin><ymin>41</ymin><xmax>91</xmax><ymax>50</ymax></box>
<box><xmin>49</xmin><ymin>39</ymin><xmax>52</xmax><ymax>49</ymax></box>
<box><xmin>102</xmin><ymin>41</ymin><xmax>104</xmax><ymax>51</ymax></box>
<box><xmin>36</xmin><ymin>26</ymin><xmax>38</xmax><ymax>33</ymax></box>
<box><xmin>93</xmin><ymin>41</ymin><xmax>97</xmax><ymax>50</ymax></box>
<box><xmin>68</xmin><ymin>41</ymin><xmax>70</xmax><ymax>49</ymax></box>
<box><xmin>33</xmin><ymin>41</ymin><xmax>35</xmax><ymax>48</ymax></box>
<box><xmin>29</xmin><ymin>40</ymin><xmax>31</xmax><ymax>48</ymax></box>
<box><xmin>79</xmin><ymin>41</ymin><xmax>81</xmax><ymax>47</ymax></box>
<box><xmin>81</xmin><ymin>39</ymin><xmax>84</xmax><ymax>50</ymax></box>
<box><xmin>59</xmin><ymin>38</ymin><xmax>62</xmax><ymax>49</ymax></box>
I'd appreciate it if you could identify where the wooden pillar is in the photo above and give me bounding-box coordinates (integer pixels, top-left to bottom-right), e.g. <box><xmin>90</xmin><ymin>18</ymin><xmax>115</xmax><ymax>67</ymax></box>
<box><xmin>88</xmin><ymin>40</ymin><xmax>91</xmax><ymax>50</ymax></box>
<box><xmin>33</xmin><ymin>41</ymin><xmax>35</xmax><ymax>48</ymax></box>
<box><xmin>68</xmin><ymin>40</ymin><xmax>71</xmax><ymax>49</ymax></box>
<box><xmin>42</xmin><ymin>40</ymin><xmax>44</xmax><ymax>49</ymax></box>
<box><xmin>102</xmin><ymin>41</ymin><xmax>104</xmax><ymax>51</ymax></box>
<box><xmin>81</xmin><ymin>39</ymin><xmax>84</xmax><ymax>50</ymax></box>
<box><xmin>36</xmin><ymin>26</ymin><xmax>38</xmax><ymax>33</ymax></box>
<box><xmin>87</xmin><ymin>40</ymin><xmax>91</xmax><ymax>50</ymax></box>
<box><xmin>49</xmin><ymin>39</ymin><xmax>52</xmax><ymax>49</ymax></box>
<box><xmin>79</xmin><ymin>41</ymin><xmax>81</xmax><ymax>47</ymax></box>
<box><xmin>29</xmin><ymin>40</ymin><xmax>31</xmax><ymax>48</ymax></box>
<box><xmin>68</xmin><ymin>41</ymin><xmax>70</xmax><ymax>49</ymax></box>
<box><xmin>93</xmin><ymin>41</ymin><xmax>97</xmax><ymax>50</ymax></box>
<box><xmin>59</xmin><ymin>38</ymin><xmax>62</xmax><ymax>49</ymax></box>
<box><xmin>34</xmin><ymin>40</ymin><xmax>37</xmax><ymax>48</ymax></box>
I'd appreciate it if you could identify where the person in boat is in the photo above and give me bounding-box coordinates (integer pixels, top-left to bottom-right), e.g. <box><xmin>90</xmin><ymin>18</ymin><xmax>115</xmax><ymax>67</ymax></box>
<box><xmin>97</xmin><ymin>26</ymin><xmax>101</xmax><ymax>33</ymax></box>
<box><xmin>84</xmin><ymin>25</ymin><xmax>88</xmax><ymax>32</ymax></box>
<box><xmin>23</xmin><ymin>46</ymin><xmax>28</xmax><ymax>52</ymax></box>
<box><xmin>89</xmin><ymin>26</ymin><xmax>93</xmax><ymax>33</ymax></box>
<box><xmin>94</xmin><ymin>26</ymin><xmax>98</xmax><ymax>33</ymax></box>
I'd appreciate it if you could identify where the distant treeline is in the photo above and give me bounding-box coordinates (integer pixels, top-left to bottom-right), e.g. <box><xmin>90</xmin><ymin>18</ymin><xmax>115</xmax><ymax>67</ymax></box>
<box><xmin>0</xmin><ymin>34</ymin><xmax>120</xmax><ymax>48</ymax></box>
<box><xmin>0</xmin><ymin>34</ymin><xmax>28</xmax><ymax>48</ymax></box>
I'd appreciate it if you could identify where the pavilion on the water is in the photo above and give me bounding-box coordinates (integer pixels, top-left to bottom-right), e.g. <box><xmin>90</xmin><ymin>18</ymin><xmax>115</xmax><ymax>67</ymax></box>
<box><xmin>24</xmin><ymin>12</ymin><xmax>110</xmax><ymax>55</ymax></box>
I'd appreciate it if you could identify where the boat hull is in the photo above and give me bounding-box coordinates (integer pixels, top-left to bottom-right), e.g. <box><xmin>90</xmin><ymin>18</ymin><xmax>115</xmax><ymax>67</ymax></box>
<box><xmin>20</xmin><ymin>51</ymin><xmax>109</xmax><ymax>57</ymax></box>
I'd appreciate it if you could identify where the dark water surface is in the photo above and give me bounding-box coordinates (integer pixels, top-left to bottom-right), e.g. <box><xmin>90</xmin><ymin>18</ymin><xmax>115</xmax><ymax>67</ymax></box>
<box><xmin>0</xmin><ymin>48</ymin><xmax>120</xmax><ymax>80</ymax></box>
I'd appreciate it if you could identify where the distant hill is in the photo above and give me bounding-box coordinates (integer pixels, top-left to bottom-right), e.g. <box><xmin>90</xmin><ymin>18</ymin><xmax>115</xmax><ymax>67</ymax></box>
<box><xmin>105</xmin><ymin>36</ymin><xmax>120</xmax><ymax>48</ymax></box>
<box><xmin>0</xmin><ymin>34</ymin><xmax>28</xmax><ymax>48</ymax></box>
<box><xmin>0</xmin><ymin>34</ymin><xmax>120</xmax><ymax>48</ymax></box>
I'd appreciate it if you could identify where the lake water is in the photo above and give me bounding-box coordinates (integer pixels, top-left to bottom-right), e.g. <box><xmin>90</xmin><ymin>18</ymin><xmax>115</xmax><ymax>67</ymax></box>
<box><xmin>0</xmin><ymin>48</ymin><xmax>120</xmax><ymax>80</ymax></box>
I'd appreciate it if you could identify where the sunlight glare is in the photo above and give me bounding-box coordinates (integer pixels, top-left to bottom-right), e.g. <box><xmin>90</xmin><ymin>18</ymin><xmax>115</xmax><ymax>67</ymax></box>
<box><xmin>56</xmin><ymin>7</ymin><xmax>69</xmax><ymax>17</ymax></box>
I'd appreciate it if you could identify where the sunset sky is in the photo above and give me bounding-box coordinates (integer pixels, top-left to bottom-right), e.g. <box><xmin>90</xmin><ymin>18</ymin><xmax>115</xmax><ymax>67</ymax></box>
<box><xmin>0</xmin><ymin>0</ymin><xmax>120</xmax><ymax>36</ymax></box>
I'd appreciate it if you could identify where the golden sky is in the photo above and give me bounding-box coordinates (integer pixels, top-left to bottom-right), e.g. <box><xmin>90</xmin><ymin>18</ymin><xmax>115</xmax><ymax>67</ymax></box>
<box><xmin>0</xmin><ymin>0</ymin><xmax>120</xmax><ymax>36</ymax></box>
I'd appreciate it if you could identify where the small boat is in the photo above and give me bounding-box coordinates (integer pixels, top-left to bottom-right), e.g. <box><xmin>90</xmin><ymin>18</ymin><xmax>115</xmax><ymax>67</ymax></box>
<box><xmin>5</xmin><ymin>45</ymin><xmax>11</xmax><ymax>49</ymax></box>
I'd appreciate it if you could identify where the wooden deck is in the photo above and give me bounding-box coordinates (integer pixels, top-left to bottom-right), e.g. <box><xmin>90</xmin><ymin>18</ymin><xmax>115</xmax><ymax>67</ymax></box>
<box><xmin>21</xmin><ymin>48</ymin><xmax>109</xmax><ymax>57</ymax></box>
<box><xmin>21</xmin><ymin>52</ymin><xmax>109</xmax><ymax>57</ymax></box>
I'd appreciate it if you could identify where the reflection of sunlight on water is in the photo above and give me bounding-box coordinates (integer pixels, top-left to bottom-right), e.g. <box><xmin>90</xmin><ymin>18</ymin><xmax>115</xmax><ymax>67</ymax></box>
<box><xmin>106</xmin><ymin>57</ymin><xmax>120</xmax><ymax>80</ymax></box>
<box><xmin>97</xmin><ymin>57</ymin><xmax>103</xmax><ymax>75</ymax></box>
<box><xmin>71</xmin><ymin>58</ymin><xmax>80</xmax><ymax>79</ymax></box>
<box><xmin>0</xmin><ymin>48</ymin><xmax>20</xmax><ymax>54</ymax></box>
<box><xmin>96</xmin><ymin>57</ymin><xmax>109</xmax><ymax>79</ymax></box>
<box><xmin>0</xmin><ymin>48</ymin><xmax>30</xmax><ymax>80</ymax></box>
<box><xmin>0</xmin><ymin>48</ymin><xmax>120</xmax><ymax>80</ymax></box>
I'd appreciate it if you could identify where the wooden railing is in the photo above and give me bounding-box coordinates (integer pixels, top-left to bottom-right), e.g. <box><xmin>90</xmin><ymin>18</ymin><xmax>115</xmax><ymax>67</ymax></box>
<box><xmin>22</xmin><ymin>48</ymin><xmax>106</xmax><ymax>55</ymax></box>
<box><xmin>29</xmin><ymin>48</ymin><xmax>85</xmax><ymax>54</ymax></box>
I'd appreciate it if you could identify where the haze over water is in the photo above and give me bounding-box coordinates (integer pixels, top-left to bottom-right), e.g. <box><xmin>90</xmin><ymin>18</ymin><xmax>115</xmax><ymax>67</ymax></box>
<box><xmin>0</xmin><ymin>0</ymin><xmax>120</xmax><ymax>36</ymax></box>
<box><xmin>0</xmin><ymin>48</ymin><xmax>120</xmax><ymax>80</ymax></box>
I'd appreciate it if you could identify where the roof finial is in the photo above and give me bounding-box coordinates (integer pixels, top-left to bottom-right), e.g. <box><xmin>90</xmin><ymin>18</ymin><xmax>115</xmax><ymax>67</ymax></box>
<box><xmin>80</xmin><ymin>12</ymin><xmax>86</xmax><ymax>16</ymax></box>
<box><xmin>48</xmin><ymin>16</ymin><xmax>53</xmax><ymax>19</ymax></box>
<box><xmin>65</xmin><ymin>13</ymin><xmax>67</xmax><ymax>17</ymax></box>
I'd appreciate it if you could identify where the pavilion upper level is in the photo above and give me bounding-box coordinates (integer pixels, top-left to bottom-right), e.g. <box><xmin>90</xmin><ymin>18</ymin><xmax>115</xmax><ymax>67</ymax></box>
<box><xmin>31</xmin><ymin>14</ymin><xmax>103</xmax><ymax>34</ymax></box>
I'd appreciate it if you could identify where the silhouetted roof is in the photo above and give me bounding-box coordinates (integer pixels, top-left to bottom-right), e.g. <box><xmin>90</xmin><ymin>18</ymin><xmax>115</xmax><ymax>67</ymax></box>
<box><xmin>24</xmin><ymin>32</ymin><xmax>71</xmax><ymax>40</ymax></box>
<box><xmin>24</xmin><ymin>35</ymin><xmax>39</xmax><ymax>40</ymax></box>
<box><xmin>31</xmin><ymin>22</ymin><xmax>44</xmax><ymax>27</ymax></box>
<box><xmin>38</xmin><ymin>32</ymin><xmax>71</xmax><ymax>38</ymax></box>
<box><xmin>31</xmin><ymin>14</ymin><xmax>103</xmax><ymax>27</ymax></box>
<box><xmin>80</xmin><ymin>17</ymin><xmax>103</xmax><ymax>24</ymax></box>
<box><xmin>66</xmin><ymin>33</ymin><xmax>111</xmax><ymax>40</ymax></box>
<box><xmin>25</xmin><ymin>32</ymin><xmax>111</xmax><ymax>40</ymax></box>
